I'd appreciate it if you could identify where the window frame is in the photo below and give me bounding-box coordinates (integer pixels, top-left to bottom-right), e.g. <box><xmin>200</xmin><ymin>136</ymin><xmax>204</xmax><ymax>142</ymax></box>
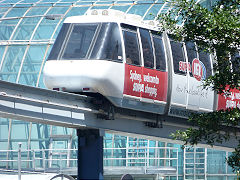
<box><xmin>170</xmin><ymin>40</ymin><xmax>187</xmax><ymax>76</ymax></box>
<box><xmin>121</xmin><ymin>24</ymin><xmax>142</xmax><ymax>66</ymax></box>
<box><xmin>151</xmin><ymin>32</ymin><xmax>167</xmax><ymax>72</ymax></box>
<box><xmin>89</xmin><ymin>22</ymin><xmax>123</xmax><ymax>62</ymax></box>
<box><xmin>60</xmin><ymin>23</ymin><xmax>101</xmax><ymax>60</ymax></box>
<box><xmin>185</xmin><ymin>41</ymin><xmax>198</xmax><ymax>77</ymax></box>
<box><xmin>198</xmin><ymin>48</ymin><xmax>213</xmax><ymax>78</ymax></box>
<box><xmin>139</xmin><ymin>28</ymin><xmax>155</xmax><ymax>69</ymax></box>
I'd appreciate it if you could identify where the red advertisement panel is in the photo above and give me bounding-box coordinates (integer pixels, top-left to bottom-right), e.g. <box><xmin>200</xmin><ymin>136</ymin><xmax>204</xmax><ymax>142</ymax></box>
<box><xmin>123</xmin><ymin>64</ymin><xmax>168</xmax><ymax>102</ymax></box>
<box><xmin>217</xmin><ymin>87</ymin><xmax>240</xmax><ymax>110</ymax></box>
<box><xmin>124</xmin><ymin>65</ymin><xmax>142</xmax><ymax>98</ymax></box>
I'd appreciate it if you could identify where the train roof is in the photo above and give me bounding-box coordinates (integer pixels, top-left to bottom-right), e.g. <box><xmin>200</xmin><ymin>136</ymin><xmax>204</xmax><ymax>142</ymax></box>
<box><xmin>64</xmin><ymin>9</ymin><xmax>161</xmax><ymax>32</ymax></box>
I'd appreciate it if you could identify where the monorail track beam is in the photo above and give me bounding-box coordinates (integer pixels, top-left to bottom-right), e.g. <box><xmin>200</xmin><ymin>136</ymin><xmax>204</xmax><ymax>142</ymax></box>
<box><xmin>0</xmin><ymin>79</ymin><xmax>238</xmax><ymax>151</ymax></box>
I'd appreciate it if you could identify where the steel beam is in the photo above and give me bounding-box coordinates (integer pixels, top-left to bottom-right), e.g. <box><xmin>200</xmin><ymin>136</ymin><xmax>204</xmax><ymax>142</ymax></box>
<box><xmin>0</xmin><ymin>80</ymin><xmax>238</xmax><ymax>151</ymax></box>
<box><xmin>77</xmin><ymin>129</ymin><xmax>103</xmax><ymax>180</ymax></box>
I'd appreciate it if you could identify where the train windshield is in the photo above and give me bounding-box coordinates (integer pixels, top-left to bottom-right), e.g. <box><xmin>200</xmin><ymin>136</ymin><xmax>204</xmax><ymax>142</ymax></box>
<box><xmin>48</xmin><ymin>23</ymin><xmax>123</xmax><ymax>62</ymax></box>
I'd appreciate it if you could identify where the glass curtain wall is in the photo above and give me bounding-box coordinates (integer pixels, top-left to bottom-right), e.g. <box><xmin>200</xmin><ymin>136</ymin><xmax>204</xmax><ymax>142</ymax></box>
<box><xmin>0</xmin><ymin>0</ymin><xmax>171</xmax><ymax>161</ymax></box>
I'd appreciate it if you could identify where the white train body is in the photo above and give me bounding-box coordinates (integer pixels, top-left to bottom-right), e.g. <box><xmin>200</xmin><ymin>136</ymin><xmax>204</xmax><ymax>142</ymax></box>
<box><xmin>43</xmin><ymin>9</ymin><xmax>233</xmax><ymax>118</ymax></box>
<box><xmin>44</xmin><ymin>60</ymin><xmax>124</xmax><ymax>101</ymax></box>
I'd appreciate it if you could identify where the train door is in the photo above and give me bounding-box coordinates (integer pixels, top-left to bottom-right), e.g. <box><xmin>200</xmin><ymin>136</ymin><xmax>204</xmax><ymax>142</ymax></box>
<box><xmin>197</xmin><ymin>50</ymin><xmax>214</xmax><ymax>111</ymax></box>
<box><xmin>185</xmin><ymin>42</ymin><xmax>214</xmax><ymax>112</ymax></box>
<box><xmin>122</xmin><ymin>24</ymin><xmax>142</xmax><ymax>100</ymax></box>
<box><xmin>138</xmin><ymin>28</ymin><xmax>168</xmax><ymax>113</ymax></box>
<box><xmin>168</xmin><ymin>39</ymin><xmax>188</xmax><ymax>117</ymax></box>
<box><xmin>185</xmin><ymin>42</ymin><xmax>200</xmax><ymax>111</ymax></box>
<box><xmin>217</xmin><ymin>52</ymin><xmax>240</xmax><ymax>110</ymax></box>
<box><xmin>151</xmin><ymin>32</ymin><xmax>168</xmax><ymax>105</ymax></box>
<box><xmin>122</xmin><ymin>24</ymin><xmax>167</xmax><ymax>114</ymax></box>
<box><xmin>138</xmin><ymin>28</ymin><xmax>155</xmax><ymax>103</ymax></box>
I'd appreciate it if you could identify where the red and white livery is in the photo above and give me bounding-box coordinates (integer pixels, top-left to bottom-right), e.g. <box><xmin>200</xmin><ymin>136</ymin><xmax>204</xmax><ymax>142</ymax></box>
<box><xmin>43</xmin><ymin>9</ymin><xmax>239</xmax><ymax>118</ymax></box>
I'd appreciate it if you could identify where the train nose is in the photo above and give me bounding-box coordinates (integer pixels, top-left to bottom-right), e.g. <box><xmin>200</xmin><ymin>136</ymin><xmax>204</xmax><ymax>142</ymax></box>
<box><xmin>43</xmin><ymin>60</ymin><xmax>99</xmax><ymax>92</ymax></box>
<box><xmin>43</xmin><ymin>60</ymin><xmax>62</xmax><ymax>76</ymax></box>
<box><xmin>43</xmin><ymin>60</ymin><xmax>61</xmax><ymax>89</ymax></box>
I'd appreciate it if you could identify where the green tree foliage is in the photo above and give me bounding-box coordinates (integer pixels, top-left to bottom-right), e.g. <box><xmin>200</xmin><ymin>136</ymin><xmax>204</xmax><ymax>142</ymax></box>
<box><xmin>158</xmin><ymin>0</ymin><xmax>240</xmax><ymax>171</ymax></box>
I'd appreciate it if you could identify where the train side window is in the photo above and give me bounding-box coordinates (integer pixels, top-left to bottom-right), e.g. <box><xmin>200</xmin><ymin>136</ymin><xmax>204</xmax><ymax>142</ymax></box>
<box><xmin>199</xmin><ymin>50</ymin><xmax>212</xmax><ymax>78</ymax></box>
<box><xmin>90</xmin><ymin>23</ymin><xmax>123</xmax><ymax>62</ymax></box>
<box><xmin>121</xmin><ymin>23</ymin><xmax>137</xmax><ymax>31</ymax></box>
<box><xmin>170</xmin><ymin>41</ymin><xmax>186</xmax><ymax>75</ymax></box>
<box><xmin>139</xmin><ymin>28</ymin><xmax>154</xmax><ymax>69</ymax></box>
<box><xmin>123</xmin><ymin>30</ymin><xmax>141</xmax><ymax>66</ymax></box>
<box><xmin>231</xmin><ymin>52</ymin><xmax>240</xmax><ymax>73</ymax></box>
<box><xmin>62</xmin><ymin>24</ymin><xmax>98</xmax><ymax>60</ymax></box>
<box><xmin>186</xmin><ymin>42</ymin><xmax>197</xmax><ymax>76</ymax></box>
<box><xmin>152</xmin><ymin>35</ymin><xmax>166</xmax><ymax>71</ymax></box>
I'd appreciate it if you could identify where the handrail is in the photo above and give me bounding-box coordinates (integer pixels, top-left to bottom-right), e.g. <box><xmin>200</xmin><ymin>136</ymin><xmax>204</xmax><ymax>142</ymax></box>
<box><xmin>0</xmin><ymin>146</ymin><xmax>178</xmax><ymax>167</ymax></box>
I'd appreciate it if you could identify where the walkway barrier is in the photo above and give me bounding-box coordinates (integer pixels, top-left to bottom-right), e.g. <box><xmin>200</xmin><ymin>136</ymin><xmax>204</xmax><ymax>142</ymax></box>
<box><xmin>0</xmin><ymin>146</ymin><xmax>178</xmax><ymax>176</ymax></box>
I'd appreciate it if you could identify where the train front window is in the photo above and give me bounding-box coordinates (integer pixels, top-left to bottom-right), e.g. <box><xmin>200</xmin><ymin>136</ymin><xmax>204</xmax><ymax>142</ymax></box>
<box><xmin>62</xmin><ymin>24</ymin><xmax>98</xmax><ymax>60</ymax></box>
<box><xmin>50</xmin><ymin>22</ymin><xmax>123</xmax><ymax>61</ymax></box>
<box><xmin>90</xmin><ymin>23</ymin><xmax>122</xmax><ymax>62</ymax></box>
<box><xmin>48</xmin><ymin>23</ymin><xmax>70</xmax><ymax>60</ymax></box>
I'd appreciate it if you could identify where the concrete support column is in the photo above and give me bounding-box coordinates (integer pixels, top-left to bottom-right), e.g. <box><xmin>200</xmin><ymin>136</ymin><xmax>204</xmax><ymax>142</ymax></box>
<box><xmin>77</xmin><ymin>129</ymin><xmax>103</xmax><ymax>180</ymax></box>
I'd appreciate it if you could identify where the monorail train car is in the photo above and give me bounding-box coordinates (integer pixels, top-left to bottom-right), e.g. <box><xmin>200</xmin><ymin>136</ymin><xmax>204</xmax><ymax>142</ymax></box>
<box><xmin>43</xmin><ymin>9</ymin><xmax>238</xmax><ymax>118</ymax></box>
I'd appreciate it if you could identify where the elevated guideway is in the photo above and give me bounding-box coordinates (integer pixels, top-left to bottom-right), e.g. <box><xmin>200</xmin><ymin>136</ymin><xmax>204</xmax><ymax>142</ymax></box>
<box><xmin>0</xmin><ymin>80</ymin><xmax>238</xmax><ymax>151</ymax></box>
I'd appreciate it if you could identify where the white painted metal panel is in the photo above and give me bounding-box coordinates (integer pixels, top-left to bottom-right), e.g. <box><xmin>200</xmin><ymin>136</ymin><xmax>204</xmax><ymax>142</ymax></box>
<box><xmin>171</xmin><ymin>74</ymin><xmax>187</xmax><ymax>109</ymax></box>
<box><xmin>43</xmin><ymin>60</ymin><xmax>125</xmax><ymax>104</ymax></box>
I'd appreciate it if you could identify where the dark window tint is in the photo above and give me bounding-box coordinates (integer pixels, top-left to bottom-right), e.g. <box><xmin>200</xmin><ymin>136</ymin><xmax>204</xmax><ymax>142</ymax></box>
<box><xmin>62</xmin><ymin>24</ymin><xmax>98</xmax><ymax>60</ymax></box>
<box><xmin>186</xmin><ymin>42</ymin><xmax>197</xmax><ymax>62</ymax></box>
<box><xmin>170</xmin><ymin>41</ymin><xmax>186</xmax><ymax>75</ymax></box>
<box><xmin>231</xmin><ymin>52</ymin><xmax>240</xmax><ymax>73</ymax></box>
<box><xmin>139</xmin><ymin>28</ymin><xmax>154</xmax><ymax>69</ymax></box>
<box><xmin>121</xmin><ymin>23</ymin><xmax>137</xmax><ymax>31</ymax></box>
<box><xmin>123</xmin><ymin>30</ymin><xmax>141</xmax><ymax>66</ymax></box>
<box><xmin>186</xmin><ymin>42</ymin><xmax>197</xmax><ymax>76</ymax></box>
<box><xmin>90</xmin><ymin>23</ymin><xmax>122</xmax><ymax>61</ymax></box>
<box><xmin>48</xmin><ymin>23</ymin><xmax>70</xmax><ymax>60</ymax></box>
<box><xmin>199</xmin><ymin>51</ymin><xmax>212</xmax><ymax>78</ymax></box>
<box><xmin>152</xmin><ymin>35</ymin><xmax>166</xmax><ymax>71</ymax></box>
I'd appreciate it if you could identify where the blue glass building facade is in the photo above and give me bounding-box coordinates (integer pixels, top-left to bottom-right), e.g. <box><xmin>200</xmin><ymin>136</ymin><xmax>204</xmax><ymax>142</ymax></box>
<box><xmin>0</xmin><ymin>0</ymin><xmax>237</xmax><ymax>179</ymax></box>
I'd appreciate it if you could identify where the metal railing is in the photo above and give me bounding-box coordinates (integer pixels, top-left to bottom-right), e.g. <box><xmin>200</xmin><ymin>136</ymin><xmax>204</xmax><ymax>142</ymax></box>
<box><xmin>0</xmin><ymin>144</ymin><xmax>78</xmax><ymax>174</ymax></box>
<box><xmin>104</xmin><ymin>146</ymin><xmax>178</xmax><ymax>166</ymax></box>
<box><xmin>0</xmin><ymin>144</ymin><xmax>178</xmax><ymax>177</ymax></box>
